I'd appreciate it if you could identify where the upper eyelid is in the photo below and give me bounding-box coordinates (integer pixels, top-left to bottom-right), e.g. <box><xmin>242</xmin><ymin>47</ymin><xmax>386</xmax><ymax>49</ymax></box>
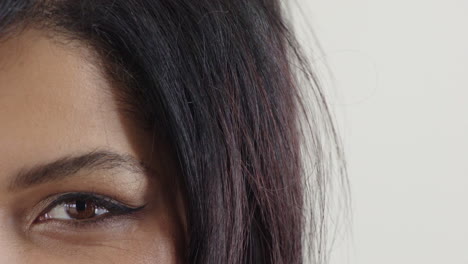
<box><xmin>42</xmin><ymin>191</ymin><xmax>142</xmax><ymax>208</ymax></box>
<box><xmin>45</xmin><ymin>192</ymin><xmax>122</xmax><ymax>211</ymax></box>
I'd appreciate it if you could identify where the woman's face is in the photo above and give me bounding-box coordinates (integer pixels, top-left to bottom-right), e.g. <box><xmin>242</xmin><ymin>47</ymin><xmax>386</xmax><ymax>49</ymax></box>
<box><xmin>0</xmin><ymin>29</ymin><xmax>186</xmax><ymax>263</ymax></box>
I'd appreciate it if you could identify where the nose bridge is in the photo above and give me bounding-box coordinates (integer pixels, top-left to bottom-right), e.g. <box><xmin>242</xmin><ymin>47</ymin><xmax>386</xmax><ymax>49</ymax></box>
<box><xmin>0</xmin><ymin>210</ymin><xmax>23</xmax><ymax>263</ymax></box>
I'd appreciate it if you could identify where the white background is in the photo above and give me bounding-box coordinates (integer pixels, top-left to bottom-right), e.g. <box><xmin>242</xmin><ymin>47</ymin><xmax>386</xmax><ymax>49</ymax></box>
<box><xmin>292</xmin><ymin>0</ymin><xmax>468</xmax><ymax>263</ymax></box>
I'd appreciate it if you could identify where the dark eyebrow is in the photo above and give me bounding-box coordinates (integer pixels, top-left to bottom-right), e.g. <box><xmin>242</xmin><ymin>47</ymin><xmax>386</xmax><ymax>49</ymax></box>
<box><xmin>8</xmin><ymin>150</ymin><xmax>146</xmax><ymax>191</ymax></box>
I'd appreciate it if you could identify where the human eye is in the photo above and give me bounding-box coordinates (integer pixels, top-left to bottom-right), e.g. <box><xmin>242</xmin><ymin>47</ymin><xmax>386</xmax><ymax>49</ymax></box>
<box><xmin>34</xmin><ymin>192</ymin><xmax>146</xmax><ymax>225</ymax></box>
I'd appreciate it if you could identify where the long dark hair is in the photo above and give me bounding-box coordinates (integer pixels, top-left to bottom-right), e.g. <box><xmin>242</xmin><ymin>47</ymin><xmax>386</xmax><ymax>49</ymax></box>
<box><xmin>0</xmin><ymin>0</ymin><xmax>346</xmax><ymax>263</ymax></box>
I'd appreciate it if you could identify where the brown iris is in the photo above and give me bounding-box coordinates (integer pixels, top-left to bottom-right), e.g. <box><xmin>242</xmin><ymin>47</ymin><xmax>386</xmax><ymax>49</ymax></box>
<box><xmin>64</xmin><ymin>200</ymin><xmax>97</xmax><ymax>219</ymax></box>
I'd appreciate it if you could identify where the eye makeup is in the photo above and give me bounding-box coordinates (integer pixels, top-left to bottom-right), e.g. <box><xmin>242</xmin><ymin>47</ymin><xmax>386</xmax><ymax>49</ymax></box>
<box><xmin>33</xmin><ymin>192</ymin><xmax>146</xmax><ymax>228</ymax></box>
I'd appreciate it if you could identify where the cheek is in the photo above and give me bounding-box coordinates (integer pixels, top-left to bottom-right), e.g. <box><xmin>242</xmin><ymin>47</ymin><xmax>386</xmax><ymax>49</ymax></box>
<box><xmin>89</xmin><ymin>229</ymin><xmax>182</xmax><ymax>264</ymax></box>
<box><xmin>22</xmin><ymin>228</ymin><xmax>181</xmax><ymax>264</ymax></box>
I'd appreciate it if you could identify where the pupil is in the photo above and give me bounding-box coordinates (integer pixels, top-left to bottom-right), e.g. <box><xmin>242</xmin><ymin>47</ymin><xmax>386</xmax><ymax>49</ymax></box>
<box><xmin>76</xmin><ymin>200</ymin><xmax>87</xmax><ymax>211</ymax></box>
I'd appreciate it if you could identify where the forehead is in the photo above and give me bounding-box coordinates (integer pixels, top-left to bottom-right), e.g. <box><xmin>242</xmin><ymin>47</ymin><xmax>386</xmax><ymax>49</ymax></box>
<box><xmin>0</xmin><ymin>29</ymin><xmax>137</xmax><ymax>181</ymax></box>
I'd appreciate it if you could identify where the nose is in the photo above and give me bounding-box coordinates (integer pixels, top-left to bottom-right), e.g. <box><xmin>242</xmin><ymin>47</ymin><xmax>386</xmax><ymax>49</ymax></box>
<box><xmin>0</xmin><ymin>211</ymin><xmax>25</xmax><ymax>263</ymax></box>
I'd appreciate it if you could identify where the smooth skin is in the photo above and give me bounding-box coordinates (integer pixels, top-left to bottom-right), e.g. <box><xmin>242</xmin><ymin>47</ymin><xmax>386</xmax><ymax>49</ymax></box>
<box><xmin>0</xmin><ymin>29</ymin><xmax>186</xmax><ymax>263</ymax></box>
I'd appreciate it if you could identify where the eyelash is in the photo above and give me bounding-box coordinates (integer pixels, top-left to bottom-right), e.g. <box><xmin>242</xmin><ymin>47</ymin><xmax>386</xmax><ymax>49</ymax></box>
<box><xmin>35</xmin><ymin>192</ymin><xmax>145</xmax><ymax>226</ymax></box>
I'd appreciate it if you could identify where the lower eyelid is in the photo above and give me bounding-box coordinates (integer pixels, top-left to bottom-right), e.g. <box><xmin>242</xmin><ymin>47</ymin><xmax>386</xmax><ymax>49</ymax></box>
<box><xmin>33</xmin><ymin>210</ymin><xmax>143</xmax><ymax>232</ymax></box>
<box><xmin>27</xmin><ymin>215</ymin><xmax>143</xmax><ymax>245</ymax></box>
